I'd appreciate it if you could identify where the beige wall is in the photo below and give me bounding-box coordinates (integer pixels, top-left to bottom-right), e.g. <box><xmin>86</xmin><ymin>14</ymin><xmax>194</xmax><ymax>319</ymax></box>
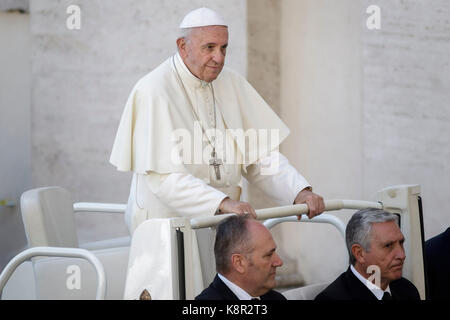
<box><xmin>276</xmin><ymin>0</ymin><xmax>363</xmax><ymax>285</ymax></box>
<box><xmin>247</xmin><ymin>0</ymin><xmax>281</xmax><ymax>113</ymax></box>
<box><xmin>360</xmin><ymin>0</ymin><xmax>450</xmax><ymax>239</ymax></box>
<box><xmin>0</xmin><ymin>11</ymin><xmax>30</xmax><ymax>270</ymax></box>
<box><xmin>250</xmin><ymin>0</ymin><xmax>450</xmax><ymax>285</ymax></box>
<box><xmin>247</xmin><ymin>0</ymin><xmax>363</xmax><ymax>285</ymax></box>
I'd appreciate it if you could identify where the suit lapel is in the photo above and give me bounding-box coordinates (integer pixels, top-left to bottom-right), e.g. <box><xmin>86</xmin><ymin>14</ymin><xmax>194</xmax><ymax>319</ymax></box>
<box><xmin>212</xmin><ymin>275</ymin><xmax>239</xmax><ymax>300</ymax></box>
<box><xmin>344</xmin><ymin>267</ymin><xmax>379</xmax><ymax>300</ymax></box>
<box><xmin>260</xmin><ymin>290</ymin><xmax>283</xmax><ymax>300</ymax></box>
<box><xmin>389</xmin><ymin>284</ymin><xmax>400</xmax><ymax>300</ymax></box>
<box><xmin>389</xmin><ymin>279</ymin><xmax>409</xmax><ymax>300</ymax></box>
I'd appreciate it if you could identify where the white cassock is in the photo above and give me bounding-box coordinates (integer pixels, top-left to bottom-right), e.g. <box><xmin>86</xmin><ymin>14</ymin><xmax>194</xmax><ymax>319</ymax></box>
<box><xmin>110</xmin><ymin>52</ymin><xmax>311</xmax><ymax>297</ymax></box>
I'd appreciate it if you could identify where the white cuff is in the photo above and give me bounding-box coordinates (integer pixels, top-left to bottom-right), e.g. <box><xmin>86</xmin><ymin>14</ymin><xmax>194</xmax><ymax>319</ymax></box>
<box><xmin>153</xmin><ymin>172</ymin><xmax>228</xmax><ymax>217</ymax></box>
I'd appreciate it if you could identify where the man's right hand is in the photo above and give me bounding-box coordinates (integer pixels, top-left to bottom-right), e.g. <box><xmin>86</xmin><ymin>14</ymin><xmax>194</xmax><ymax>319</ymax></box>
<box><xmin>218</xmin><ymin>197</ymin><xmax>257</xmax><ymax>219</ymax></box>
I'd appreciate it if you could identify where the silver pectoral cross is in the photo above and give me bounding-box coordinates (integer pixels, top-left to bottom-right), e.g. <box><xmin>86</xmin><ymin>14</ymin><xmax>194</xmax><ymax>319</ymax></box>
<box><xmin>209</xmin><ymin>149</ymin><xmax>223</xmax><ymax>180</ymax></box>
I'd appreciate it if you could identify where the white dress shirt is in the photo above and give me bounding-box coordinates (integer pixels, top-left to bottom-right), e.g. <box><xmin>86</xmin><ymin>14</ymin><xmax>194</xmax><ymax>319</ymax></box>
<box><xmin>350</xmin><ymin>265</ymin><xmax>392</xmax><ymax>300</ymax></box>
<box><xmin>218</xmin><ymin>273</ymin><xmax>260</xmax><ymax>300</ymax></box>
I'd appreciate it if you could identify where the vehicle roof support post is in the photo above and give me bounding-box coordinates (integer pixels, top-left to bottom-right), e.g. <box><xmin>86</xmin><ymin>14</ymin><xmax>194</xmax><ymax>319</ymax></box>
<box><xmin>171</xmin><ymin>218</ymin><xmax>196</xmax><ymax>300</ymax></box>
<box><xmin>377</xmin><ymin>184</ymin><xmax>426</xmax><ymax>299</ymax></box>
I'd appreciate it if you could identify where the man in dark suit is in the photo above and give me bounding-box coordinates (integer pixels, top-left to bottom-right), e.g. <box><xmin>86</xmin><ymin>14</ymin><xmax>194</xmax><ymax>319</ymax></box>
<box><xmin>425</xmin><ymin>227</ymin><xmax>450</xmax><ymax>300</ymax></box>
<box><xmin>195</xmin><ymin>215</ymin><xmax>286</xmax><ymax>300</ymax></box>
<box><xmin>315</xmin><ymin>208</ymin><xmax>420</xmax><ymax>301</ymax></box>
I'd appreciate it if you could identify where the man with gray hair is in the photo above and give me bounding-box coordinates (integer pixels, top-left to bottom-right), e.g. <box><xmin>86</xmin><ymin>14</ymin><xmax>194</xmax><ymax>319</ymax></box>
<box><xmin>196</xmin><ymin>215</ymin><xmax>286</xmax><ymax>300</ymax></box>
<box><xmin>315</xmin><ymin>208</ymin><xmax>420</xmax><ymax>300</ymax></box>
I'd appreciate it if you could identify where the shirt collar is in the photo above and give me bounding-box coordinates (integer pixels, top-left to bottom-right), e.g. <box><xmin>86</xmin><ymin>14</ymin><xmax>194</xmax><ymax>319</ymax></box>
<box><xmin>175</xmin><ymin>52</ymin><xmax>210</xmax><ymax>89</ymax></box>
<box><xmin>350</xmin><ymin>265</ymin><xmax>391</xmax><ymax>300</ymax></box>
<box><xmin>218</xmin><ymin>273</ymin><xmax>260</xmax><ymax>300</ymax></box>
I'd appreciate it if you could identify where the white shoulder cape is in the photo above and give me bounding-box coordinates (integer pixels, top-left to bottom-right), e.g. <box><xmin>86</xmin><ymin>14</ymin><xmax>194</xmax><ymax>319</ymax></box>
<box><xmin>110</xmin><ymin>55</ymin><xmax>290</xmax><ymax>177</ymax></box>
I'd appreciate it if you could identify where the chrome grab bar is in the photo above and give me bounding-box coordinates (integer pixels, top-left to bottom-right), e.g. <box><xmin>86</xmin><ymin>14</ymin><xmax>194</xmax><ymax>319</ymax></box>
<box><xmin>263</xmin><ymin>213</ymin><xmax>347</xmax><ymax>238</ymax></box>
<box><xmin>0</xmin><ymin>247</ymin><xmax>106</xmax><ymax>300</ymax></box>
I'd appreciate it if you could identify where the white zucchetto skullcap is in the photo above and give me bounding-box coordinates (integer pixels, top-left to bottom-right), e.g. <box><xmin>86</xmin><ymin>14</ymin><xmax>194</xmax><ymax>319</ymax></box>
<box><xmin>179</xmin><ymin>7</ymin><xmax>227</xmax><ymax>29</ymax></box>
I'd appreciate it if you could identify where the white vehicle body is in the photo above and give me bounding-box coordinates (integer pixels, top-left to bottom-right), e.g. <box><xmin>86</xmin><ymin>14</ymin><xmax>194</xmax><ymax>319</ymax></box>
<box><xmin>0</xmin><ymin>184</ymin><xmax>427</xmax><ymax>300</ymax></box>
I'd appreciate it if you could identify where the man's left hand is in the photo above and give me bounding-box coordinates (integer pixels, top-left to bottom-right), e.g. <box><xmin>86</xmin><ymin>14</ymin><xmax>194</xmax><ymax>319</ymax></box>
<box><xmin>294</xmin><ymin>188</ymin><xmax>325</xmax><ymax>219</ymax></box>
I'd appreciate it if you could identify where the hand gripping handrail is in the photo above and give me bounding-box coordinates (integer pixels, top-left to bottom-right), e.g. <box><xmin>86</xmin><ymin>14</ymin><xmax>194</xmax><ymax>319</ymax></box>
<box><xmin>190</xmin><ymin>199</ymin><xmax>383</xmax><ymax>230</ymax></box>
<box><xmin>0</xmin><ymin>247</ymin><xmax>106</xmax><ymax>300</ymax></box>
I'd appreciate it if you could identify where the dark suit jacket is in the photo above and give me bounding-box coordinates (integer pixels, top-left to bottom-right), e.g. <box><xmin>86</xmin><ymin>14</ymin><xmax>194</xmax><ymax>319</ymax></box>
<box><xmin>315</xmin><ymin>267</ymin><xmax>420</xmax><ymax>301</ymax></box>
<box><xmin>195</xmin><ymin>274</ymin><xmax>287</xmax><ymax>300</ymax></box>
<box><xmin>425</xmin><ymin>227</ymin><xmax>450</xmax><ymax>300</ymax></box>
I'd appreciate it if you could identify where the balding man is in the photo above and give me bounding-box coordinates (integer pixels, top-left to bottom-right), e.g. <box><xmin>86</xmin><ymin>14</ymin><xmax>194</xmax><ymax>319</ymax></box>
<box><xmin>196</xmin><ymin>215</ymin><xmax>286</xmax><ymax>300</ymax></box>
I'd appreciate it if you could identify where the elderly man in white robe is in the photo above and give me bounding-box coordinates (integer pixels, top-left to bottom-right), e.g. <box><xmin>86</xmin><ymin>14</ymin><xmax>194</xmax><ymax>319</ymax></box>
<box><xmin>110</xmin><ymin>7</ymin><xmax>325</xmax><ymax>296</ymax></box>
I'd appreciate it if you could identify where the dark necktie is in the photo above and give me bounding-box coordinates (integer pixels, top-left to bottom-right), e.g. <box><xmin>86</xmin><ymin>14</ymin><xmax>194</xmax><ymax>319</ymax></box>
<box><xmin>382</xmin><ymin>291</ymin><xmax>393</xmax><ymax>300</ymax></box>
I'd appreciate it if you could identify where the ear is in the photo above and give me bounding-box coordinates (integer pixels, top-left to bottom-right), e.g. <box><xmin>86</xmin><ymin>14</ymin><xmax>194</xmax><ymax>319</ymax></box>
<box><xmin>176</xmin><ymin>38</ymin><xmax>187</xmax><ymax>58</ymax></box>
<box><xmin>230</xmin><ymin>253</ymin><xmax>247</xmax><ymax>274</ymax></box>
<box><xmin>351</xmin><ymin>244</ymin><xmax>366</xmax><ymax>264</ymax></box>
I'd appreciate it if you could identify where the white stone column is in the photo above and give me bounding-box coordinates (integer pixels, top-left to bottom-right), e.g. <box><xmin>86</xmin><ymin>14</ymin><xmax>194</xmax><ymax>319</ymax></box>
<box><xmin>278</xmin><ymin>0</ymin><xmax>363</xmax><ymax>284</ymax></box>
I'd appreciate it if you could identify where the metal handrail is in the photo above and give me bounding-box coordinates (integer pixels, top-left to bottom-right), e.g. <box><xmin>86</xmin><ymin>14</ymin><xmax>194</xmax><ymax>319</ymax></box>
<box><xmin>0</xmin><ymin>247</ymin><xmax>106</xmax><ymax>300</ymax></box>
<box><xmin>263</xmin><ymin>213</ymin><xmax>347</xmax><ymax>238</ymax></box>
<box><xmin>73</xmin><ymin>202</ymin><xmax>126</xmax><ymax>213</ymax></box>
<box><xmin>190</xmin><ymin>199</ymin><xmax>383</xmax><ymax>229</ymax></box>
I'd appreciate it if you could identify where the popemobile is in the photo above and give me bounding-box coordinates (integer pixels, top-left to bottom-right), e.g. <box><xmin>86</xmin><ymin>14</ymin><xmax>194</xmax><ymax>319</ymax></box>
<box><xmin>0</xmin><ymin>184</ymin><xmax>427</xmax><ymax>300</ymax></box>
